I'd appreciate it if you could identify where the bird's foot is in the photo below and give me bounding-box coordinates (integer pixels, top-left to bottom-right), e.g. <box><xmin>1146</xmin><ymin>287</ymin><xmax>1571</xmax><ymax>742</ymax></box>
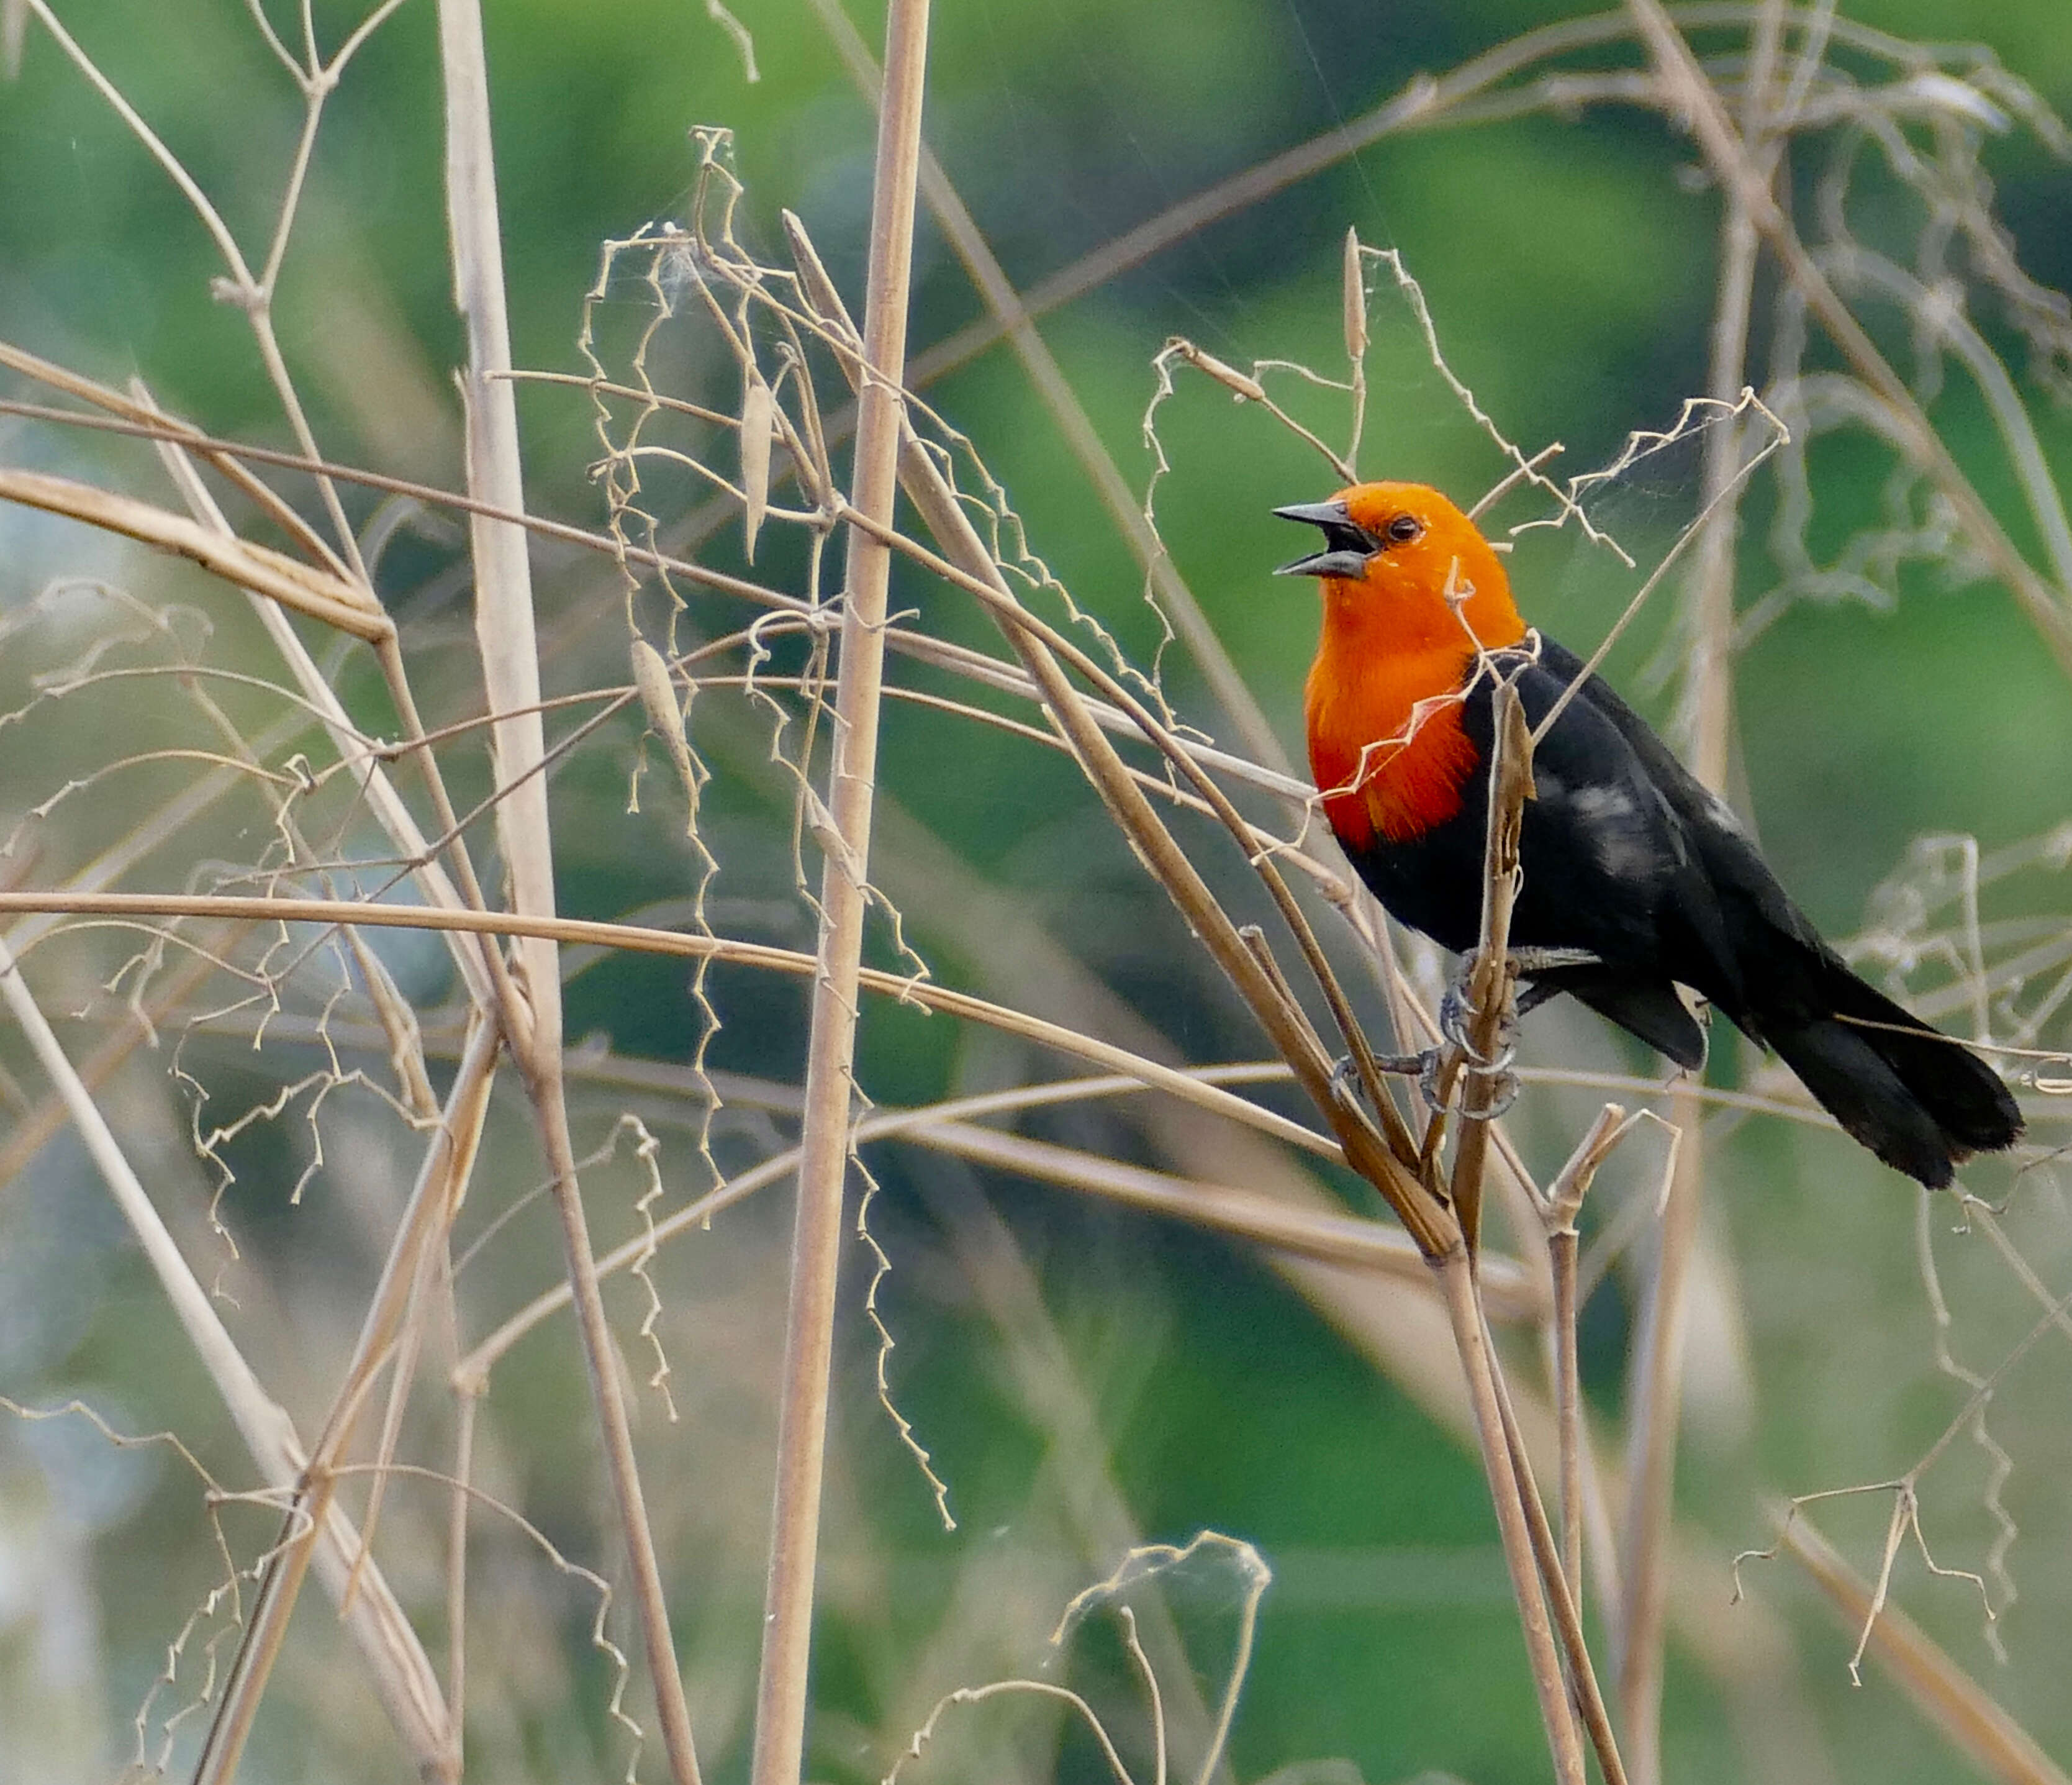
<box><xmin>1437</xmin><ymin>966</ymin><xmax>1518</xmax><ymax>1075</ymax></box>
<box><xmin>1463</xmin><ymin>1058</ymin><xmax>1521</xmax><ymax>1118</ymax></box>
<box><xmin>1434</xmin><ymin>954</ymin><xmax>1536</xmax><ymax>1117</ymax></box>
<box><xmin>1331</xmin><ymin>1045</ymin><xmax>1446</xmax><ymax>1113</ymax></box>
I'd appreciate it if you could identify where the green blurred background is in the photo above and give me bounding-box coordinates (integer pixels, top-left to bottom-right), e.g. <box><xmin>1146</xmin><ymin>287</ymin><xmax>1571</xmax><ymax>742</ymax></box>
<box><xmin>4</xmin><ymin>2</ymin><xmax>2072</xmax><ymax>1781</ymax></box>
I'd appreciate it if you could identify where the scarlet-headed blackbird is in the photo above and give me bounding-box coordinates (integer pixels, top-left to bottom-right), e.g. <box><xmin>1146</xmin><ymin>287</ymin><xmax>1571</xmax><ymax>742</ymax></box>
<box><xmin>1278</xmin><ymin>480</ymin><xmax>2022</xmax><ymax>1186</ymax></box>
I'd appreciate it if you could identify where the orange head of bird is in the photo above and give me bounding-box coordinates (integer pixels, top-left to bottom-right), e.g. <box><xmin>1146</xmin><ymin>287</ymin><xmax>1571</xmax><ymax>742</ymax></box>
<box><xmin>1272</xmin><ymin>481</ymin><xmax>1524</xmax><ymax>656</ymax></box>
<box><xmin>1277</xmin><ymin>481</ymin><xmax>1527</xmax><ymax>847</ymax></box>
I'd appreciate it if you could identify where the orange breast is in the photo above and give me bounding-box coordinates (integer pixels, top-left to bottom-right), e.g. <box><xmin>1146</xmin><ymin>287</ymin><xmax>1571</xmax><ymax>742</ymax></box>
<box><xmin>1305</xmin><ymin>643</ymin><xmax>1480</xmax><ymax>849</ymax></box>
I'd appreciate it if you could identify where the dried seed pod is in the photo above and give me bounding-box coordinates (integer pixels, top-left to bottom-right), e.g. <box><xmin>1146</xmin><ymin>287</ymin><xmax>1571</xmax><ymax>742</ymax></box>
<box><xmin>1170</xmin><ymin>337</ymin><xmax>1265</xmax><ymax>404</ymax></box>
<box><xmin>739</xmin><ymin>363</ymin><xmax>775</xmax><ymax>561</ymax></box>
<box><xmin>631</xmin><ymin>639</ymin><xmax>699</xmax><ymax>832</ymax></box>
<box><xmin>1342</xmin><ymin>227</ymin><xmax>1368</xmax><ymax>365</ymax></box>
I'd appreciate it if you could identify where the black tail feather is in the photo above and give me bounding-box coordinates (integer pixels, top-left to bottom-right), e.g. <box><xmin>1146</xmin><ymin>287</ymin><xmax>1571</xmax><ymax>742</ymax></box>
<box><xmin>1765</xmin><ymin>960</ymin><xmax>2022</xmax><ymax>1188</ymax></box>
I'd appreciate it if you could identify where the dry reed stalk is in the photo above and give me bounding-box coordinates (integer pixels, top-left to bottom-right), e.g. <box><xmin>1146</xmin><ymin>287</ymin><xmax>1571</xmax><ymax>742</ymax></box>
<box><xmin>0</xmin><ymin>468</ymin><xmax>390</xmax><ymax>638</ymax></box>
<box><xmin>900</xmin><ymin>1119</ymin><xmax>1536</xmax><ymax>1308</ymax></box>
<box><xmin>805</xmin><ymin>0</ymin><xmax>1292</xmax><ymax>775</ymax></box>
<box><xmin>1614</xmin><ymin>10</ymin><xmax>1776</xmax><ymax>1771</ymax></box>
<box><xmin>1624</xmin><ymin>0</ymin><xmax>2072</xmax><ymax>678</ymax></box>
<box><xmin>0</xmin><ymin>341</ymin><xmax>350</xmax><ymax>571</ymax></box>
<box><xmin>1540</xmin><ymin>1102</ymin><xmax>1640</xmax><ymax>1610</ymax></box>
<box><xmin>0</xmin><ymin>933</ymin><xmax>451</xmax><ymax>1769</ymax></box>
<box><xmin>1482</xmin><ymin>1318</ymin><xmax>1631</xmax><ymax>1785</ymax></box>
<box><xmin>748</xmin><ymin>6</ymin><xmax>933</xmax><ymax>1783</ymax></box>
<box><xmin>0</xmin><ymin>888</ymin><xmax>1341</xmax><ymax>1156</ymax></box>
<box><xmin>191</xmin><ymin>1017</ymin><xmax>498</xmax><ymax>1784</ymax></box>
<box><xmin>1780</xmin><ymin>1511</ymin><xmax>2071</xmax><ymax>1785</ymax></box>
<box><xmin>1433</xmin><ymin>1250</ymin><xmax>1587</xmax><ymax>1783</ymax></box>
<box><xmin>1425</xmin><ymin>680</ymin><xmax>1622</xmax><ymax>1782</ymax></box>
<box><xmin>436</xmin><ymin>1</ymin><xmax>704</xmax><ymax>1778</ymax></box>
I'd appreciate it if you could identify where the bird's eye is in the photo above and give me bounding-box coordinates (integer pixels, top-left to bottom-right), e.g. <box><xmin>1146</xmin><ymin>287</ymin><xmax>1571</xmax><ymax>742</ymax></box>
<box><xmin>1385</xmin><ymin>514</ymin><xmax>1423</xmax><ymax>545</ymax></box>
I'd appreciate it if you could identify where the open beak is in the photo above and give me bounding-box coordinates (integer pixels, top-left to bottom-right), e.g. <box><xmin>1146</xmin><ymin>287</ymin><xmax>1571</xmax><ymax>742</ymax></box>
<box><xmin>1272</xmin><ymin>500</ymin><xmax>1375</xmax><ymax>578</ymax></box>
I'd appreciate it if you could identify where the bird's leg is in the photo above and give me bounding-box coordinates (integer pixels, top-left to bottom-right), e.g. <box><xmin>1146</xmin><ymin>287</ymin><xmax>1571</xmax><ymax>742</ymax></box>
<box><xmin>1503</xmin><ymin>948</ymin><xmax>1604</xmax><ymax>1025</ymax></box>
<box><xmin>1330</xmin><ymin>1046</ymin><xmax>1457</xmax><ymax>1129</ymax></box>
<box><xmin>1329</xmin><ymin>1045</ymin><xmax>1442</xmax><ymax>1099</ymax></box>
<box><xmin>1510</xmin><ymin>945</ymin><xmax>1602</xmax><ymax>977</ymax></box>
<box><xmin>1337</xmin><ymin>947</ymin><xmax>1603</xmax><ymax>1117</ymax></box>
<box><xmin>1437</xmin><ymin>958</ymin><xmax>1518</xmax><ymax>1072</ymax></box>
<box><xmin>1436</xmin><ymin>947</ymin><xmax>1599</xmax><ymax>1119</ymax></box>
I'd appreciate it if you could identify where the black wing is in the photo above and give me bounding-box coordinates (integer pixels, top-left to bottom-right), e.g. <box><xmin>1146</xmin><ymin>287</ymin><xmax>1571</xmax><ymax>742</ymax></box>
<box><xmin>1527</xmin><ymin>638</ymin><xmax>1835</xmax><ymax>1020</ymax></box>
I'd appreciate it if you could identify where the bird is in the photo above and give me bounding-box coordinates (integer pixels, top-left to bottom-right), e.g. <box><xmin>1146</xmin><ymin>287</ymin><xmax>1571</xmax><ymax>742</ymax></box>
<box><xmin>1275</xmin><ymin>479</ymin><xmax>2023</xmax><ymax>1188</ymax></box>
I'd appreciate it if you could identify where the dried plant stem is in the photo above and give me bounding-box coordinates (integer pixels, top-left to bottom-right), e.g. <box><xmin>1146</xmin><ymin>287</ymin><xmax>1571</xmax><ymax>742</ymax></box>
<box><xmin>1616</xmin><ymin>12</ymin><xmax>1773</xmax><ymax>1766</ymax></box>
<box><xmin>1780</xmin><ymin>1510</ymin><xmax>2071</xmax><ymax>1785</ymax></box>
<box><xmin>445</xmin><ymin>1386</ymin><xmax>481</xmax><ymax>1773</ymax></box>
<box><xmin>1549</xmin><ymin>1227</ymin><xmax>1585</xmax><ymax>1595</ymax></box>
<box><xmin>1421</xmin><ymin>678</ymin><xmax>1619</xmax><ymax>1781</ymax></box>
<box><xmin>0</xmin><ymin>467</ymin><xmax>388</xmax><ymax>637</ymax></box>
<box><xmin>436</xmin><ymin>2</ymin><xmax>702</xmax><ymax>1779</ymax></box>
<box><xmin>806</xmin><ymin>0</ymin><xmax>1291</xmax><ymax>774</ymax></box>
<box><xmin>1482</xmin><ymin>1313</ymin><xmax>1630</xmax><ymax>1785</ymax></box>
<box><xmin>1625</xmin><ymin>0</ymin><xmax>2072</xmax><ymax>680</ymax></box>
<box><xmin>0</xmin><ymin>935</ymin><xmax>450</xmax><ymax>1768</ymax></box>
<box><xmin>1432</xmin><ymin>1251</ymin><xmax>1587</xmax><ymax>1785</ymax></box>
<box><xmin>194</xmin><ymin>1482</ymin><xmax>335</xmax><ymax>1785</ymax></box>
<box><xmin>1541</xmin><ymin>1102</ymin><xmax>1633</xmax><ymax>1619</ymax></box>
<box><xmin>0</xmin><ymin>340</ymin><xmax>347</xmax><ymax>570</ymax></box>
<box><xmin>1448</xmin><ymin>678</ymin><xmax>1531</xmax><ymax>1248</ymax></box>
<box><xmin>749</xmin><ymin>7</ymin><xmax>932</xmax><ymax>1783</ymax></box>
<box><xmin>194</xmin><ymin>1017</ymin><xmax>498</xmax><ymax>1785</ymax></box>
<box><xmin>902</xmin><ymin>1119</ymin><xmax>1537</xmax><ymax>1307</ymax></box>
<box><xmin>0</xmin><ymin>889</ymin><xmax>1340</xmax><ymax>1158</ymax></box>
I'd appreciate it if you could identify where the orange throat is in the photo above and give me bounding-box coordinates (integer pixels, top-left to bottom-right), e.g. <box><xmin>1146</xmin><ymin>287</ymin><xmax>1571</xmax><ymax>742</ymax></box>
<box><xmin>1306</xmin><ymin>636</ymin><xmax>1482</xmax><ymax>848</ymax></box>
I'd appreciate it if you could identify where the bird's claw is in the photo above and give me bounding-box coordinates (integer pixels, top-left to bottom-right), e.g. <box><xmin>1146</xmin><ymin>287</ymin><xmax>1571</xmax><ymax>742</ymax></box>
<box><xmin>1437</xmin><ymin>961</ymin><xmax>1519</xmax><ymax>1074</ymax></box>
<box><xmin>1426</xmin><ymin>956</ymin><xmax>1522</xmax><ymax>1116</ymax></box>
<box><xmin>1327</xmin><ymin>1051</ymin><xmax>1364</xmax><ymax>1107</ymax></box>
<box><xmin>1465</xmin><ymin>1061</ymin><xmax>1521</xmax><ymax>1119</ymax></box>
<box><xmin>1331</xmin><ymin>963</ymin><xmax>1523</xmax><ymax>1119</ymax></box>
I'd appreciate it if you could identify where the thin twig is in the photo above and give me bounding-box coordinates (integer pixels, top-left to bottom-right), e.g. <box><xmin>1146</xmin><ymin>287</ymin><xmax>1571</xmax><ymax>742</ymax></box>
<box><xmin>1777</xmin><ymin>1509</ymin><xmax>2072</xmax><ymax>1785</ymax></box>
